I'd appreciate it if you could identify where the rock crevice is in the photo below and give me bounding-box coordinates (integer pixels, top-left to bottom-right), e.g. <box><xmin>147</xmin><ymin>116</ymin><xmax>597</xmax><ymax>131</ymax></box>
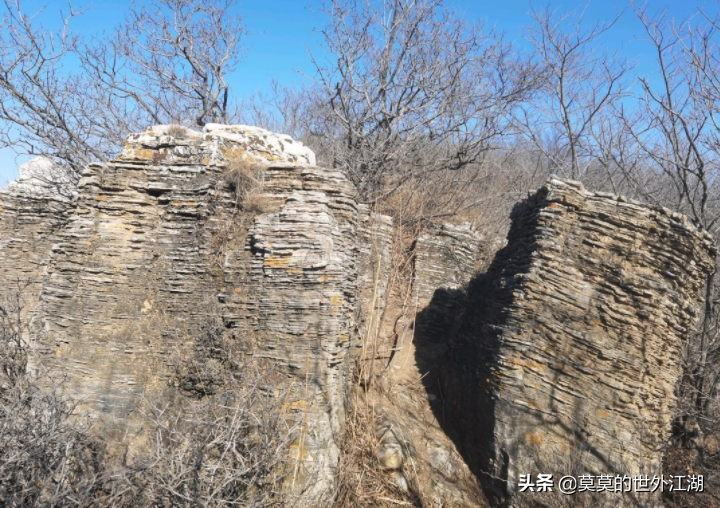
<box><xmin>0</xmin><ymin>125</ymin><xmax>716</xmax><ymax>508</ymax></box>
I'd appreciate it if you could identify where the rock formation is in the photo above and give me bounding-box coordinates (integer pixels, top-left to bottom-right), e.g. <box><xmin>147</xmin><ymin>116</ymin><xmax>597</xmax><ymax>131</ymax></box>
<box><xmin>0</xmin><ymin>157</ymin><xmax>74</xmax><ymax>340</ymax></box>
<box><xmin>0</xmin><ymin>124</ymin><xmax>370</xmax><ymax>503</ymax></box>
<box><xmin>436</xmin><ymin>178</ymin><xmax>716</xmax><ymax>507</ymax></box>
<box><xmin>411</xmin><ymin>222</ymin><xmax>482</xmax><ymax>307</ymax></box>
<box><xmin>0</xmin><ymin>124</ymin><xmax>715</xmax><ymax>508</ymax></box>
<box><xmin>356</xmin><ymin>204</ymin><xmax>393</xmax><ymax>351</ymax></box>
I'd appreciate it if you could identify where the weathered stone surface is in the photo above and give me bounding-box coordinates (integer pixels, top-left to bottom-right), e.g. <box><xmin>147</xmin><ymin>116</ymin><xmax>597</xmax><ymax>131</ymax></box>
<box><xmin>356</xmin><ymin>205</ymin><xmax>393</xmax><ymax>354</ymax></box>
<box><xmin>375</xmin><ymin>414</ymin><xmax>407</xmax><ymax>470</ymax></box>
<box><xmin>222</xmin><ymin>164</ymin><xmax>363</xmax><ymax>500</ymax></box>
<box><xmin>21</xmin><ymin>126</ymin><xmax>342</xmax><ymax>502</ymax></box>
<box><xmin>119</xmin><ymin>123</ymin><xmax>316</xmax><ymax>166</ymax></box>
<box><xmin>0</xmin><ymin>158</ymin><xmax>73</xmax><ymax>339</ymax></box>
<box><xmin>411</xmin><ymin>222</ymin><xmax>481</xmax><ymax>307</ymax></box>
<box><xmin>439</xmin><ymin>178</ymin><xmax>716</xmax><ymax>507</ymax></box>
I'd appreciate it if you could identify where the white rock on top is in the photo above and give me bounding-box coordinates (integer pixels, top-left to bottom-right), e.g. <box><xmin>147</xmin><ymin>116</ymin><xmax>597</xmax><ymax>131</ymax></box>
<box><xmin>3</xmin><ymin>156</ymin><xmax>75</xmax><ymax>200</ymax></box>
<box><xmin>204</xmin><ymin>124</ymin><xmax>316</xmax><ymax>166</ymax></box>
<box><xmin>127</xmin><ymin>124</ymin><xmax>316</xmax><ymax>166</ymax></box>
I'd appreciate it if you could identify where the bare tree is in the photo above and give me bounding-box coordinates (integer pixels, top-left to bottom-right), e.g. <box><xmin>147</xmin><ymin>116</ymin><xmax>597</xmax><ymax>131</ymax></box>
<box><xmin>0</xmin><ymin>0</ymin><xmax>107</xmax><ymax>177</ymax></box>
<box><xmin>621</xmin><ymin>7</ymin><xmax>720</xmax><ymax>230</ymax></box>
<box><xmin>606</xmin><ymin>8</ymin><xmax>720</xmax><ymax>504</ymax></box>
<box><xmin>82</xmin><ymin>0</ymin><xmax>246</xmax><ymax>128</ymax></box>
<box><xmin>517</xmin><ymin>4</ymin><xmax>631</xmax><ymax>180</ymax></box>
<box><xmin>298</xmin><ymin>0</ymin><xmax>534</xmax><ymax>201</ymax></box>
<box><xmin>0</xmin><ymin>0</ymin><xmax>246</xmax><ymax>180</ymax></box>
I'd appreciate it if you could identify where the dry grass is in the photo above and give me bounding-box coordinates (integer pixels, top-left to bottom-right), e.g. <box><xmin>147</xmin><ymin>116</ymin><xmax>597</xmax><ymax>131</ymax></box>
<box><xmin>223</xmin><ymin>155</ymin><xmax>276</xmax><ymax>214</ymax></box>
<box><xmin>242</xmin><ymin>191</ymin><xmax>275</xmax><ymax>214</ymax></box>
<box><xmin>333</xmin><ymin>390</ymin><xmax>422</xmax><ymax>508</ymax></box>
<box><xmin>166</xmin><ymin>124</ymin><xmax>188</xmax><ymax>138</ymax></box>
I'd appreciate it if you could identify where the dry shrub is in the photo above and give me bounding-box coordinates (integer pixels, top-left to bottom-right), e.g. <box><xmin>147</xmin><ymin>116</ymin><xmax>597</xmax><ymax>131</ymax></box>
<box><xmin>131</xmin><ymin>368</ymin><xmax>297</xmax><ymax>507</ymax></box>
<box><xmin>0</xmin><ymin>298</ymin><xmax>299</xmax><ymax>508</ymax></box>
<box><xmin>377</xmin><ymin>150</ymin><xmax>554</xmax><ymax>270</ymax></box>
<box><xmin>223</xmin><ymin>156</ymin><xmax>275</xmax><ymax>214</ymax></box>
<box><xmin>241</xmin><ymin>192</ymin><xmax>275</xmax><ymax>214</ymax></box>
<box><xmin>334</xmin><ymin>393</ymin><xmax>422</xmax><ymax>508</ymax></box>
<box><xmin>0</xmin><ymin>292</ymin><xmax>26</xmax><ymax>392</ymax></box>
<box><xmin>0</xmin><ymin>382</ymin><xmax>109</xmax><ymax>507</ymax></box>
<box><xmin>0</xmin><ymin>293</ymin><xmax>110</xmax><ymax>507</ymax></box>
<box><xmin>664</xmin><ymin>445</ymin><xmax>720</xmax><ymax>508</ymax></box>
<box><xmin>166</xmin><ymin>124</ymin><xmax>188</xmax><ymax>138</ymax></box>
<box><xmin>172</xmin><ymin>316</ymin><xmax>231</xmax><ymax>398</ymax></box>
<box><xmin>0</xmin><ymin>375</ymin><xmax>297</xmax><ymax>508</ymax></box>
<box><xmin>134</xmin><ymin>315</ymin><xmax>300</xmax><ymax>507</ymax></box>
<box><xmin>224</xmin><ymin>156</ymin><xmax>262</xmax><ymax>198</ymax></box>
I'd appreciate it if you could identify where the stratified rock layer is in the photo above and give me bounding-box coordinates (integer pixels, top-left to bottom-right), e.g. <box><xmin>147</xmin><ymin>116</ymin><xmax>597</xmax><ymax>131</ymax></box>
<box><xmin>222</xmin><ymin>164</ymin><xmax>365</xmax><ymax>498</ymax></box>
<box><xmin>442</xmin><ymin>178</ymin><xmax>716</xmax><ymax>507</ymax></box>
<box><xmin>22</xmin><ymin>125</ymin><xmax>361</xmax><ymax>502</ymax></box>
<box><xmin>356</xmin><ymin>204</ymin><xmax>393</xmax><ymax>347</ymax></box>
<box><xmin>411</xmin><ymin>222</ymin><xmax>481</xmax><ymax>307</ymax></box>
<box><xmin>0</xmin><ymin>158</ymin><xmax>73</xmax><ymax>338</ymax></box>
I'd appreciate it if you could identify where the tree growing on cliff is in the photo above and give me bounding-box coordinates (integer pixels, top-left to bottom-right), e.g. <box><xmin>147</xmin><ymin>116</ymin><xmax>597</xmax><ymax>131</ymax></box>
<box><xmin>0</xmin><ymin>0</ymin><xmax>246</xmax><ymax>178</ymax></box>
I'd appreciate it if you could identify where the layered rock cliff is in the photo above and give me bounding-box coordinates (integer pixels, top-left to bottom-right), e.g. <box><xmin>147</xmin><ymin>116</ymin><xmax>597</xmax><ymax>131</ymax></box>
<box><xmin>434</xmin><ymin>179</ymin><xmax>716</xmax><ymax>507</ymax></box>
<box><xmin>0</xmin><ymin>126</ymin><xmax>716</xmax><ymax>508</ymax></box>
<box><xmin>0</xmin><ymin>157</ymin><xmax>74</xmax><ymax>366</ymax></box>
<box><xmin>0</xmin><ymin>125</ymin><xmax>368</xmax><ymax>503</ymax></box>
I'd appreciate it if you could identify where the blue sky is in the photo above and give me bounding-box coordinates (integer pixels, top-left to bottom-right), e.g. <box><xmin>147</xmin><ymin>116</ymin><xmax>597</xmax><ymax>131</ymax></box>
<box><xmin>1</xmin><ymin>0</ymin><xmax>718</xmax><ymax>186</ymax></box>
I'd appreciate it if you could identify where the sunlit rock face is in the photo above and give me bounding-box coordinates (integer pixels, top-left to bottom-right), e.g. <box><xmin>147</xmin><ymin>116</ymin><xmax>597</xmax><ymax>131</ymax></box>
<box><xmin>440</xmin><ymin>178</ymin><xmax>716</xmax><ymax>507</ymax></box>
<box><xmin>0</xmin><ymin>157</ymin><xmax>74</xmax><ymax>352</ymax></box>
<box><xmin>0</xmin><ymin>125</ymin><xmax>365</xmax><ymax>502</ymax></box>
<box><xmin>411</xmin><ymin>222</ymin><xmax>482</xmax><ymax>307</ymax></box>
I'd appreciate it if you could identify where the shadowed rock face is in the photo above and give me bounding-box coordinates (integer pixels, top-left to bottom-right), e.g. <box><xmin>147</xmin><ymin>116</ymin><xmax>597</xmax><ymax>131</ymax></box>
<box><xmin>435</xmin><ymin>178</ymin><xmax>716</xmax><ymax>507</ymax></box>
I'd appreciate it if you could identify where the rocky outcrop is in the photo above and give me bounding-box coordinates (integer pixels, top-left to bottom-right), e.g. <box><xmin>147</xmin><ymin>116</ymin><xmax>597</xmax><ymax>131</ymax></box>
<box><xmin>222</xmin><ymin>164</ymin><xmax>364</xmax><ymax>498</ymax></box>
<box><xmin>119</xmin><ymin>123</ymin><xmax>316</xmax><ymax>167</ymax></box>
<box><xmin>15</xmin><ymin>125</ymin><xmax>359</xmax><ymax>502</ymax></box>
<box><xmin>411</xmin><ymin>222</ymin><xmax>482</xmax><ymax>307</ymax></box>
<box><xmin>410</xmin><ymin>222</ymin><xmax>482</xmax><ymax>368</ymax></box>
<box><xmin>1</xmin><ymin>124</ymin><xmax>716</xmax><ymax>508</ymax></box>
<box><xmin>438</xmin><ymin>178</ymin><xmax>716</xmax><ymax>507</ymax></box>
<box><xmin>0</xmin><ymin>158</ymin><xmax>73</xmax><ymax>335</ymax></box>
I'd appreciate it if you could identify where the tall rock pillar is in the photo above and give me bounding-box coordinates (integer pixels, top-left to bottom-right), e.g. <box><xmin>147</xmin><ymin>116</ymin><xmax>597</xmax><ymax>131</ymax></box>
<box><xmin>444</xmin><ymin>178</ymin><xmax>716</xmax><ymax>507</ymax></box>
